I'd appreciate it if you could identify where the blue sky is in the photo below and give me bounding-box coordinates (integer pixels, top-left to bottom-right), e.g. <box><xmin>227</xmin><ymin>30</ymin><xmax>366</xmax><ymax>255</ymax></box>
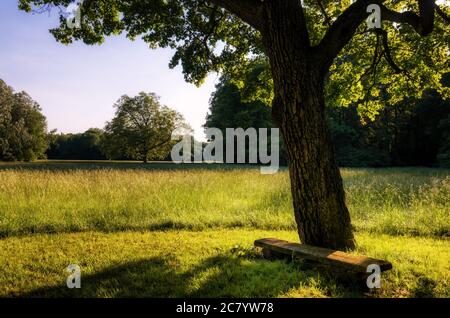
<box><xmin>0</xmin><ymin>0</ymin><xmax>218</xmax><ymax>140</ymax></box>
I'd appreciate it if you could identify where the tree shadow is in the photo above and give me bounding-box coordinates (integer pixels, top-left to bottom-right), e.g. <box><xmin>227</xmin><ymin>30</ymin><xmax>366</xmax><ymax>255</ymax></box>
<box><xmin>0</xmin><ymin>161</ymin><xmax>274</xmax><ymax>172</ymax></box>
<box><xmin>14</xmin><ymin>253</ymin><xmax>359</xmax><ymax>298</ymax></box>
<box><xmin>0</xmin><ymin>222</ymin><xmax>216</xmax><ymax>240</ymax></box>
<box><xmin>18</xmin><ymin>256</ymin><xmax>187</xmax><ymax>298</ymax></box>
<box><xmin>411</xmin><ymin>277</ymin><xmax>438</xmax><ymax>298</ymax></box>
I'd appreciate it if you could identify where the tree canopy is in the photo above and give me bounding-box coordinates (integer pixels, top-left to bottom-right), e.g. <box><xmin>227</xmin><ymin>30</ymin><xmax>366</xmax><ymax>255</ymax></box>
<box><xmin>102</xmin><ymin>92</ymin><xmax>189</xmax><ymax>162</ymax></box>
<box><xmin>205</xmin><ymin>70</ymin><xmax>273</xmax><ymax>131</ymax></box>
<box><xmin>18</xmin><ymin>0</ymin><xmax>450</xmax><ymax>115</ymax></box>
<box><xmin>0</xmin><ymin>79</ymin><xmax>48</xmax><ymax>162</ymax></box>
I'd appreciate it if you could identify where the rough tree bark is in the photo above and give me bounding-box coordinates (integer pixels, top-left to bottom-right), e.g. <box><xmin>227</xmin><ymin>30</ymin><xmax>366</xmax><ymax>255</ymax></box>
<box><xmin>261</xmin><ymin>0</ymin><xmax>355</xmax><ymax>250</ymax></box>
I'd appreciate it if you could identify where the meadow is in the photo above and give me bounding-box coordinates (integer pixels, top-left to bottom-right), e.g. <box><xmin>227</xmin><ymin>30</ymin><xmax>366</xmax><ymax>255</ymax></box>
<box><xmin>0</xmin><ymin>162</ymin><xmax>449</xmax><ymax>297</ymax></box>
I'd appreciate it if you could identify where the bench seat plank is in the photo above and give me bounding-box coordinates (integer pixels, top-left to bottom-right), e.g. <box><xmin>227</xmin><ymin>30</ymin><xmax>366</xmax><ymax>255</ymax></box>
<box><xmin>254</xmin><ymin>238</ymin><xmax>392</xmax><ymax>273</ymax></box>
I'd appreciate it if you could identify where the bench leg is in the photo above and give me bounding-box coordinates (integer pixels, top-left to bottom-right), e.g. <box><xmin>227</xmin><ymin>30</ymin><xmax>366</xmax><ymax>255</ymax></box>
<box><xmin>261</xmin><ymin>248</ymin><xmax>289</xmax><ymax>260</ymax></box>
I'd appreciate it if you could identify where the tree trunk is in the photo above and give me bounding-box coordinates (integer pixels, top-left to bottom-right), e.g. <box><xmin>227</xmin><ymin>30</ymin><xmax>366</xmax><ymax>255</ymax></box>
<box><xmin>262</xmin><ymin>0</ymin><xmax>355</xmax><ymax>250</ymax></box>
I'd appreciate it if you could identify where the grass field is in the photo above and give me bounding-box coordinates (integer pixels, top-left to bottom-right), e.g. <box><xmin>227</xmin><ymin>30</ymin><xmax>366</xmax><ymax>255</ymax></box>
<box><xmin>0</xmin><ymin>161</ymin><xmax>449</xmax><ymax>297</ymax></box>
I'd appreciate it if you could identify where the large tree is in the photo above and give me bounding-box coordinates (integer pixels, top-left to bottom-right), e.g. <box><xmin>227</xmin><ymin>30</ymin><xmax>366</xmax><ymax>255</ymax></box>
<box><xmin>102</xmin><ymin>92</ymin><xmax>188</xmax><ymax>163</ymax></box>
<box><xmin>0</xmin><ymin>79</ymin><xmax>48</xmax><ymax>162</ymax></box>
<box><xmin>19</xmin><ymin>0</ymin><xmax>449</xmax><ymax>249</ymax></box>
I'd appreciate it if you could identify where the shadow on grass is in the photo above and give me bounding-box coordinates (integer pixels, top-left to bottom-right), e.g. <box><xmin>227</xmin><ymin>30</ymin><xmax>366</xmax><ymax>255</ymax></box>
<box><xmin>16</xmin><ymin>254</ymin><xmax>358</xmax><ymax>298</ymax></box>
<box><xmin>412</xmin><ymin>277</ymin><xmax>438</xmax><ymax>298</ymax></box>
<box><xmin>0</xmin><ymin>222</ymin><xmax>199</xmax><ymax>240</ymax></box>
<box><xmin>0</xmin><ymin>222</ymin><xmax>295</xmax><ymax>240</ymax></box>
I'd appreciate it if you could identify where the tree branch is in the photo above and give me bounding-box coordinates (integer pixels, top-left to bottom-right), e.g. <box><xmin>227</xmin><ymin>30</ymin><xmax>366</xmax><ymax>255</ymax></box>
<box><xmin>382</xmin><ymin>0</ymin><xmax>435</xmax><ymax>35</ymax></box>
<box><xmin>435</xmin><ymin>4</ymin><xmax>450</xmax><ymax>24</ymax></box>
<box><xmin>377</xmin><ymin>29</ymin><xmax>402</xmax><ymax>74</ymax></box>
<box><xmin>356</xmin><ymin>33</ymin><xmax>382</xmax><ymax>84</ymax></box>
<box><xmin>313</xmin><ymin>0</ymin><xmax>376</xmax><ymax>74</ymax></box>
<box><xmin>148</xmin><ymin>139</ymin><xmax>172</xmax><ymax>152</ymax></box>
<box><xmin>316</xmin><ymin>0</ymin><xmax>332</xmax><ymax>27</ymax></box>
<box><xmin>207</xmin><ymin>0</ymin><xmax>264</xmax><ymax>31</ymax></box>
<box><xmin>313</xmin><ymin>0</ymin><xmax>438</xmax><ymax>75</ymax></box>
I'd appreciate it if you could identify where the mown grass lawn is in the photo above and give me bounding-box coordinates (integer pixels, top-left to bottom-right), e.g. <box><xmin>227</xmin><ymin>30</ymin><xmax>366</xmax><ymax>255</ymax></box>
<box><xmin>0</xmin><ymin>162</ymin><xmax>449</xmax><ymax>297</ymax></box>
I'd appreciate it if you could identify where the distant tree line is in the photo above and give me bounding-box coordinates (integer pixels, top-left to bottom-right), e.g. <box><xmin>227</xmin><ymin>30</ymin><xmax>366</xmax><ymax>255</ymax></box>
<box><xmin>46</xmin><ymin>128</ymin><xmax>106</xmax><ymax>160</ymax></box>
<box><xmin>327</xmin><ymin>89</ymin><xmax>450</xmax><ymax>167</ymax></box>
<box><xmin>2</xmin><ymin>77</ymin><xmax>449</xmax><ymax>167</ymax></box>
<box><xmin>1</xmin><ymin>80</ymin><xmax>188</xmax><ymax>163</ymax></box>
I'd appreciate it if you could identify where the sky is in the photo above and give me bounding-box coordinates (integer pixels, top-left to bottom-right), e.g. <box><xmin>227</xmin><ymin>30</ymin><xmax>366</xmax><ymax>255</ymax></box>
<box><xmin>0</xmin><ymin>0</ymin><xmax>219</xmax><ymax>140</ymax></box>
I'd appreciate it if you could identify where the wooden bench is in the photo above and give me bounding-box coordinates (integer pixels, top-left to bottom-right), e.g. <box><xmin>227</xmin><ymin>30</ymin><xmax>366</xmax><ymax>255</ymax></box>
<box><xmin>255</xmin><ymin>238</ymin><xmax>392</xmax><ymax>287</ymax></box>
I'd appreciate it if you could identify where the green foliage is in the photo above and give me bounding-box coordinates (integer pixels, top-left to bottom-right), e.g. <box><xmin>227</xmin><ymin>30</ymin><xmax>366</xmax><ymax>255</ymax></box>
<box><xmin>205</xmin><ymin>70</ymin><xmax>288</xmax><ymax>164</ymax></box>
<box><xmin>102</xmin><ymin>92</ymin><xmax>189</xmax><ymax>162</ymax></box>
<box><xmin>437</xmin><ymin>114</ymin><xmax>450</xmax><ymax>168</ymax></box>
<box><xmin>0</xmin><ymin>79</ymin><xmax>48</xmax><ymax>162</ymax></box>
<box><xmin>18</xmin><ymin>0</ymin><xmax>450</xmax><ymax>116</ymax></box>
<box><xmin>47</xmin><ymin>128</ymin><xmax>106</xmax><ymax>160</ymax></box>
<box><xmin>226</xmin><ymin>58</ymin><xmax>273</xmax><ymax>106</ymax></box>
<box><xmin>205</xmin><ymin>75</ymin><xmax>273</xmax><ymax>130</ymax></box>
<box><xmin>315</xmin><ymin>1</ymin><xmax>450</xmax><ymax>109</ymax></box>
<box><xmin>328</xmin><ymin>90</ymin><xmax>450</xmax><ymax>167</ymax></box>
<box><xmin>208</xmin><ymin>62</ymin><xmax>450</xmax><ymax>168</ymax></box>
